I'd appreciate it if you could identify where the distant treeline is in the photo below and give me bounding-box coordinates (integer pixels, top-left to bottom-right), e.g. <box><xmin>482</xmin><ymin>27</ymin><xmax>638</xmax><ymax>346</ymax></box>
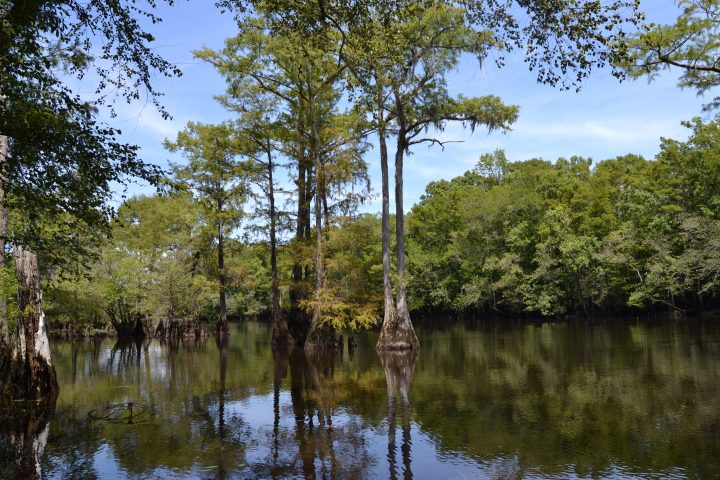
<box><xmin>407</xmin><ymin>119</ymin><xmax>720</xmax><ymax>316</ymax></box>
<box><xmin>46</xmin><ymin>119</ymin><xmax>720</xmax><ymax>332</ymax></box>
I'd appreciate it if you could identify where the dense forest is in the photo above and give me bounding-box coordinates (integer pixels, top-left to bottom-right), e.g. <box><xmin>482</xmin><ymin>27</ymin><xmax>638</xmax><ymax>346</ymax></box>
<box><xmin>44</xmin><ymin>116</ymin><xmax>720</xmax><ymax>335</ymax></box>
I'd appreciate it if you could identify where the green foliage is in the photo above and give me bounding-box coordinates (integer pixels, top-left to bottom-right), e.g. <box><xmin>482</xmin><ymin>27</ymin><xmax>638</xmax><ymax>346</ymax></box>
<box><xmin>622</xmin><ymin>0</ymin><xmax>720</xmax><ymax>111</ymax></box>
<box><xmin>0</xmin><ymin>0</ymin><xmax>182</xmax><ymax>259</ymax></box>
<box><xmin>407</xmin><ymin>119</ymin><xmax>720</xmax><ymax>315</ymax></box>
<box><xmin>227</xmin><ymin>243</ymin><xmax>272</xmax><ymax>317</ymax></box>
<box><xmin>300</xmin><ymin>215</ymin><xmax>383</xmax><ymax>330</ymax></box>
<box><xmin>46</xmin><ymin>194</ymin><xmax>219</xmax><ymax>331</ymax></box>
<box><xmin>0</xmin><ymin>264</ymin><xmax>19</xmax><ymax>332</ymax></box>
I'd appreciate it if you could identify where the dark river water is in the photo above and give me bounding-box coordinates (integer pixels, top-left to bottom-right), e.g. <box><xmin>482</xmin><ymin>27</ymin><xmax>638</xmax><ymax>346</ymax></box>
<box><xmin>27</xmin><ymin>319</ymin><xmax>720</xmax><ymax>478</ymax></box>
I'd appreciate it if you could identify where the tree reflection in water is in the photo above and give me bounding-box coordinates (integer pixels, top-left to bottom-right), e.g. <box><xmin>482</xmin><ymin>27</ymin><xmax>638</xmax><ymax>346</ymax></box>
<box><xmin>0</xmin><ymin>397</ymin><xmax>57</xmax><ymax>479</ymax></box>
<box><xmin>379</xmin><ymin>349</ymin><xmax>418</xmax><ymax>480</ymax></box>
<box><xmin>255</xmin><ymin>346</ymin><xmax>373</xmax><ymax>479</ymax></box>
<box><xmin>31</xmin><ymin>320</ymin><xmax>720</xmax><ymax>478</ymax></box>
<box><xmin>216</xmin><ymin>334</ymin><xmax>230</xmax><ymax>479</ymax></box>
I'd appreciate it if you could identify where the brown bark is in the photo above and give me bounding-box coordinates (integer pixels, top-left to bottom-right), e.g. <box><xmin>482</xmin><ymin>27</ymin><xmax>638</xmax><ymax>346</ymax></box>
<box><xmin>305</xmin><ymin>76</ymin><xmax>336</xmax><ymax>351</ymax></box>
<box><xmin>9</xmin><ymin>246</ymin><xmax>58</xmax><ymax>400</ymax></box>
<box><xmin>268</xmin><ymin>145</ymin><xmax>290</xmax><ymax>347</ymax></box>
<box><xmin>217</xmin><ymin>199</ymin><xmax>228</xmax><ymax>336</ymax></box>
<box><xmin>0</xmin><ymin>134</ymin><xmax>8</xmax><ymax>347</ymax></box>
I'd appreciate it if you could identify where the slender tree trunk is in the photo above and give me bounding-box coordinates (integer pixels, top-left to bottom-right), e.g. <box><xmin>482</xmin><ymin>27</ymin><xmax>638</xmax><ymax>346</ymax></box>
<box><xmin>378</xmin><ymin>130</ymin><xmax>419</xmax><ymax>350</ymax></box>
<box><xmin>378</xmin><ymin>107</ymin><xmax>396</xmax><ymax>328</ymax></box>
<box><xmin>305</xmin><ymin>78</ymin><xmax>336</xmax><ymax>351</ymax></box>
<box><xmin>217</xmin><ymin>202</ymin><xmax>228</xmax><ymax>336</ymax></box>
<box><xmin>0</xmin><ymin>134</ymin><xmax>8</xmax><ymax>347</ymax></box>
<box><xmin>268</xmin><ymin>147</ymin><xmax>290</xmax><ymax>346</ymax></box>
<box><xmin>304</xmin><ymin>159</ymin><xmax>314</xmax><ymax>274</ymax></box>
<box><xmin>291</xmin><ymin>148</ymin><xmax>306</xmax><ymax>305</ymax></box>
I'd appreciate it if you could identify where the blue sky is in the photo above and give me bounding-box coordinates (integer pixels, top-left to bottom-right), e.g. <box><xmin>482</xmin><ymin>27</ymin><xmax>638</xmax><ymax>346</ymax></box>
<box><xmin>97</xmin><ymin>1</ymin><xmax>709</xmax><ymax>213</ymax></box>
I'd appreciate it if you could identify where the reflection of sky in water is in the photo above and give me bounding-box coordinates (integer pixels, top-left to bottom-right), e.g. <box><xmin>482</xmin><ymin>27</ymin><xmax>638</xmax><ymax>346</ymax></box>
<box><xmin>71</xmin><ymin>389</ymin><xmax>693</xmax><ymax>479</ymax></box>
<box><xmin>37</xmin><ymin>321</ymin><xmax>720</xmax><ymax>479</ymax></box>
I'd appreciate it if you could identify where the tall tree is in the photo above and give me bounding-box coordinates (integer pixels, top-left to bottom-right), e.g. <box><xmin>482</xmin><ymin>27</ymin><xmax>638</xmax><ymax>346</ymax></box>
<box><xmin>197</xmin><ymin>18</ymin><xmax>369</xmax><ymax>347</ymax></box>
<box><xmin>350</xmin><ymin>3</ymin><xmax>518</xmax><ymax>350</ymax></box>
<box><xmin>166</xmin><ymin>123</ymin><xmax>252</xmax><ymax>335</ymax></box>
<box><xmin>229</xmin><ymin>97</ymin><xmax>292</xmax><ymax>346</ymax></box>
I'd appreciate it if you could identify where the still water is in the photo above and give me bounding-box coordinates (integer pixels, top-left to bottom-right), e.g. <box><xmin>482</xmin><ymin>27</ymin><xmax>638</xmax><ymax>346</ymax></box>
<box><xmin>28</xmin><ymin>320</ymin><xmax>720</xmax><ymax>478</ymax></box>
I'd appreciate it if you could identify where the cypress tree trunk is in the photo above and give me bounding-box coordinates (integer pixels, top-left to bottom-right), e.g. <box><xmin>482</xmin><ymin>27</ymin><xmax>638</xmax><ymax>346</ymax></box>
<box><xmin>269</xmin><ymin>146</ymin><xmax>290</xmax><ymax>346</ymax></box>
<box><xmin>6</xmin><ymin>246</ymin><xmax>58</xmax><ymax>400</ymax></box>
<box><xmin>378</xmin><ymin>106</ymin><xmax>396</xmax><ymax>328</ymax></box>
<box><xmin>290</xmin><ymin>126</ymin><xmax>307</xmax><ymax>306</ymax></box>
<box><xmin>289</xmin><ymin>105</ymin><xmax>312</xmax><ymax>344</ymax></box>
<box><xmin>305</xmin><ymin>77</ymin><xmax>336</xmax><ymax>351</ymax></box>
<box><xmin>0</xmin><ymin>134</ymin><xmax>8</xmax><ymax>348</ymax></box>
<box><xmin>378</xmin><ymin>127</ymin><xmax>418</xmax><ymax>350</ymax></box>
<box><xmin>217</xmin><ymin>200</ymin><xmax>228</xmax><ymax>336</ymax></box>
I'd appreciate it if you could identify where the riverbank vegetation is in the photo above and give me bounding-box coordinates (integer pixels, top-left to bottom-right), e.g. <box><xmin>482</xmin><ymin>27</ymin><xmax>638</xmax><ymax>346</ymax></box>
<box><xmin>4</xmin><ymin>0</ymin><xmax>717</xmax><ymax>404</ymax></box>
<box><xmin>43</xmin><ymin>116</ymin><xmax>720</xmax><ymax>336</ymax></box>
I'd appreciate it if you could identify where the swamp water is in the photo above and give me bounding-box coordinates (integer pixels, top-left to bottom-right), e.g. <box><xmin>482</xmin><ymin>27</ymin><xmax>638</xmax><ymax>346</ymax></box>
<box><xmin>6</xmin><ymin>319</ymin><xmax>720</xmax><ymax>479</ymax></box>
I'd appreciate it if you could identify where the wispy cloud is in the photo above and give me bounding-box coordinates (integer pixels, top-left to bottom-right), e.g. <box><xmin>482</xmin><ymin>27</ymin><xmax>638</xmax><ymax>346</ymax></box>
<box><xmin>513</xmin><ymin>118</ymin><xmax>687</xmax><ymax>144</ymax></box>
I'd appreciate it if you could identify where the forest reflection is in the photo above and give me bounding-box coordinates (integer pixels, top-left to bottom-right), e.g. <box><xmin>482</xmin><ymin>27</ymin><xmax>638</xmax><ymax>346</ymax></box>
<box><xmin>1</xmin><ymin>319</ymin><xmax>718</xmax><ymax>479</ymax></box>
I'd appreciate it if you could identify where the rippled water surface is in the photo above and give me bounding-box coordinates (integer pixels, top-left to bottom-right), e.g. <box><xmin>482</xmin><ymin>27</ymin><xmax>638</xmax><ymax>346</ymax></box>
<box><xmin>31</xmin><ymin>319</ymin><xmax>720</xmax><ymax>478</ymax></box>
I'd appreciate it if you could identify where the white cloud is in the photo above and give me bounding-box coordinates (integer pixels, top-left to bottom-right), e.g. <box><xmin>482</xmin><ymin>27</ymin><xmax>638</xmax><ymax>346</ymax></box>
<box><xmin>513</xmin><ymin>118</ymin><xmax>687</xmax><ymax>144</ymax></box>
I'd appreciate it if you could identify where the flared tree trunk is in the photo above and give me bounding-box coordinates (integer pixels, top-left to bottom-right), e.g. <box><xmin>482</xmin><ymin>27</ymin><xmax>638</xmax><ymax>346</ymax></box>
<box><xmin>378</xmin><ymin>129</ymin><xmax>419</xmax><ymax>350</ymax></box>
<box><xmin>5</xmin><ymin>246</ymin><xmax>59</xmax><ymax>400</ymax></box>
